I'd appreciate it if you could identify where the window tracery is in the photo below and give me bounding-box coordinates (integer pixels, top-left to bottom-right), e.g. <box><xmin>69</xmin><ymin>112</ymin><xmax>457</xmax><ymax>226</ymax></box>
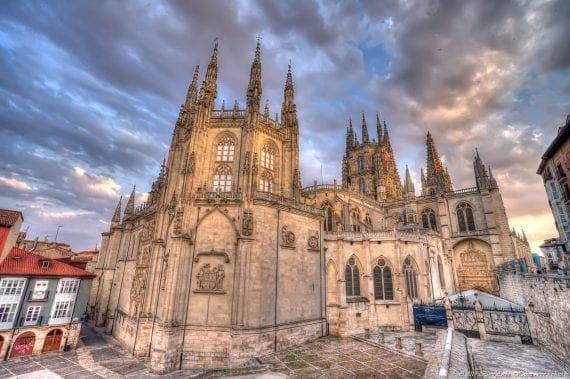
<box><xmin>216</xmin><ymin>137</ymin><xmax>235</xmax><ymax>162</ymax></box>
<box><xmin>403</xmin><ymin>257</ymin><xmax>418</xmax><ymax>299</ymax></box>
<box><xmin>351</xmin><ymin>208</ymin><xmax>361</xmax><ymax>232</ymax></box>
<box><xmin>213</xmin><ymin>165</ymin><xmax>232</xmax><ymax>192</ymax></box>
<box><xmin>258</xmin><ymin>172</ymin><xmax>273</xmax><ymax>193</ymax></box>
<box><xmin>421</xmin><ymin>208</ymin><xmax>438</xmax><ymax>231</ymax></box>
<box><xmin>345</xmin><ymin>257</ymin><xmax>360</xmax><ymax>297</ymax></box>
<box><xmin>373</xmin><ymin>258</ymin><xmax>393</xmax><ymax>300</ymax></box>
<box><xmin>457</xmin><ymin>202</ymin><xmax>476</xmax><ymax>232</ymax></box>
<box><xmin>260</xmin><ymin>145</ymin><xmax>274</xmax><ymax>170</ymax></box>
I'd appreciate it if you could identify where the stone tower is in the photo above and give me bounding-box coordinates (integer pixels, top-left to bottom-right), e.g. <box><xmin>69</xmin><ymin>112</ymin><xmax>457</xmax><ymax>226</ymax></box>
<box><xmin>91</xmin><ymin>40</ymin><xmax>325</xmax><ymax>373</ymax></box>
<box><xmin>342</xmin><ymin>114</ymin><xmax>402</xmax><ymax>201</ymax></box>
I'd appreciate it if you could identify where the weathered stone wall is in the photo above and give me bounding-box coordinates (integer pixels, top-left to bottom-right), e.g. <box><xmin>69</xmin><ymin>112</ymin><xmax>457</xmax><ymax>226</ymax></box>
<box><xmin>424</xmin><ymin>328</ymin><xmax>472</xmax><ymax>379</ymax></box>
<box><xmin>499</xmin><ymin>272</ymin><xmax>570</xmax><ymax>362</ymax></box>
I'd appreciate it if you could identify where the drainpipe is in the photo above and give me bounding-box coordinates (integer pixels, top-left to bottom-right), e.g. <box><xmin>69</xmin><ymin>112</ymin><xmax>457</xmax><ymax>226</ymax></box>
<box><xmin>4</xmin><ymin>277</ymin><xmax>31</xmax><ymax>361</ymax></box>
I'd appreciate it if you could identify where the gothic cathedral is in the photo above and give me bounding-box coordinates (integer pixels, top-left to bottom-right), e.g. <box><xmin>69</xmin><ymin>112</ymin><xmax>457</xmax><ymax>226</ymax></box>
<box><xmin>90</xmin><ymin>40</ymin><xmax>532</xmax><ymax>373</ymax></box>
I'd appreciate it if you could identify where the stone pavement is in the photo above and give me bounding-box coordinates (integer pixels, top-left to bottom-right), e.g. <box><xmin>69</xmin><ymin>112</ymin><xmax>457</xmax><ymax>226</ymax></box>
<box><xmin>357</xmin><ymin>330</ymin><xmax>437</xmax><ymax>361</ymax></box>
<box><xmin>257</xmin><ymin>337</ymin><xmax>427</xmax><ymax>378</ymax></box>
<box><xmin>469</xmin><ymin>339</ymin><xmax>569</xmax><ymax>378</ymax></box>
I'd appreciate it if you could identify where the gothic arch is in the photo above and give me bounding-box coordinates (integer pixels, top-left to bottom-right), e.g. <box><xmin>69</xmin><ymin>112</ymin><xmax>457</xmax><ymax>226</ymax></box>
<box><xmin>402</xmin><ymin>255</ymin><xmax>419</xmax><ymax>300</ymax></box>
<box><xmin>196</xmin><ymin>207</ymin><xmax>240</xmax><ymax>237</ymax></box>
<box><xmin>452</xmin><ymin>238</ymin><xmax>498</xmax><ymax>295</ymax></box>
<box><xmin>214</xmin><ymin>131</ymin><xmax>238</xmax><ymax>144</ymax></box>
<box><xmin>326</xmin><ymin>259</ymin><xmax>338</xmax><ymax>305</ymax></box>
<box><xmin>344</xmin><ymin>254</ymin><xmax>363</xmax><ymax>298</ymax></box>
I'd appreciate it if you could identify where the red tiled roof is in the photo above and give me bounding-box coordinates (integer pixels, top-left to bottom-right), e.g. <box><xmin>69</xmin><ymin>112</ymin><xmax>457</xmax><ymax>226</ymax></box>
<box><xmin>0</xmin><ymin>209</ymin><xmax>23</xmax><ymax>227</ymax></box>
<box><xmin>0</xmin><ymin>247</ymin><xmax>95</xmax><ymax>278</ymax></box>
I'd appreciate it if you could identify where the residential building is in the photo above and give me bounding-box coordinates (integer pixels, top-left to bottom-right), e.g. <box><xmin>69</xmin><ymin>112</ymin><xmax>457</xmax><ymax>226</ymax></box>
<box><xmin>537</xmin><ymin>115</ymin><xmax>570</xmax><ymax>259</ymax></box>
<box><xmin>0</xmin><ymin>248</ymin><xmax>95</xmax><ymax>359</ymax></box>
<box><xmin>0</xmin><ymin>210</ymin><xmax>23</xmax><ymax>263</ymax></box>
<box><xmin>539</xmin><ymin>238</ymin><xmax>568</xmax><ymax>270</ymax></box>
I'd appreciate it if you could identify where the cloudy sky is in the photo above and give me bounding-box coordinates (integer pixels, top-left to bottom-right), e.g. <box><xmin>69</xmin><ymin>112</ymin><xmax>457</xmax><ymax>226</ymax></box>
<box><xmin>1</xmin><ymin>0</ymin><xmax>568</xmax><ymax>253</ymax></box>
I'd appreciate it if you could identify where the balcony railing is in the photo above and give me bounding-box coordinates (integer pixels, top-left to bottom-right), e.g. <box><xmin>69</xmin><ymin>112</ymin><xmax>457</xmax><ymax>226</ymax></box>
<box><xmin>28</xmin><ymin>290</ymin><xmax>49</xmax><ymax>301</ymax></box>
<box><xmin>49</xmin><ymin>316</ymin><xmax>71</xmax><ymax>325</ymax></box>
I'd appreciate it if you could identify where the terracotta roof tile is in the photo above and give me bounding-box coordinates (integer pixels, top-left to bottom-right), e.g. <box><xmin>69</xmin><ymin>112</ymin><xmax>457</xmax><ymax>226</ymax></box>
<box><xmin>0</xmin><ymin>247</ymin><xmax>95</xmax><ymax>278</ymax></box>
<box><xmin>0</xmin><ymin>209</ymin><xmax>23</xmax><ymax>227</ymax></box>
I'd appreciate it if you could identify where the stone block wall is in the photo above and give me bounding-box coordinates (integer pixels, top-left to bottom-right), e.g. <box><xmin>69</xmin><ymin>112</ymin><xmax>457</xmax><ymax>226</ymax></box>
<box><xmin>499</xmin><ymin>273</ymin><xmax>570</xmax><ymax>362</ymax></box>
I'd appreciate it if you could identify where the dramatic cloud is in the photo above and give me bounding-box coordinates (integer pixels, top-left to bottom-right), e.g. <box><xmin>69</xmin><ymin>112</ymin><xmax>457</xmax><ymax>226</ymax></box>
<box><xmin>0</xmin><ymin>0</ymin><xmax>568</xmax><ymax>253</ymax></box>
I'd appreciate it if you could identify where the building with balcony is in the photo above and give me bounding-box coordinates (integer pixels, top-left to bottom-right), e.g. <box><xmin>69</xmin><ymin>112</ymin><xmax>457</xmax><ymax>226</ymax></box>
<box><xmin>537</xmin><ymin>115</ymin><xmax>570</xmax><ymax>262</ymax></box>
<box><xmin>0</xmin><ymin>247</ymin><xmax>94</xmax><ymax>359</ymax></box>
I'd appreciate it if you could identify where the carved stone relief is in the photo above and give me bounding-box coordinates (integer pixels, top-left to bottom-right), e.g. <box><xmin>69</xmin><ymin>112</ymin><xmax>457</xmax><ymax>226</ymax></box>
<box><xmin>141</xmin><ymin>220</ymin><xmax>155</xmax><ymax>243</ymax></box>
<box><xmin>242</xmin><ymin>210</ymin><xmax>253</xmax><ymax>236</ymax></box>
<box><xmin>130</xmin><ymin>269</ymin><xmax>147</xmax><ymax>312</ymax></box>
<box><xmin>307</xmin><ymin>230</ymin><xmax>319</xmax><ymax>251</ymax></box>
<box><xmin>173</xmin><ymin>208</ymin><xmax>184</xmax><ymax>235</ymax></box>
<box><xmin>455</xmin><ymin>240</ymin><xmax>497</xmax><ymax>294</ymax></box>
<box><xmin>137</xmin><ymin>245</ymin><xmax>151</xmax><ymax>267</ymax></box>
<box><xmin>193</xmin><ymin>264</ymin><xmax>226</xmax><ymax>294</ymax></box>
<box><xmin>281</xmin><ymin>225</ymin><xmax>296</xmax><ymax>248</ymax></box>
<box><xmin>243</xmin><ymin>152</ymin><xmax>250</xmax><ymax>174</ymax></box>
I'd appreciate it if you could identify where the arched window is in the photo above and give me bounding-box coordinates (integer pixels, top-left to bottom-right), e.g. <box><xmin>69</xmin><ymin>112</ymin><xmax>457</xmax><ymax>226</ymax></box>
<box><xmin>421</xmin><ymin>208</ymin><xmax>438</xmax><ymax>231</ymax></box>
<box><xmin>403</xmin><ymin>257</ymin><xmax>418</xmax><ymax>299</ymax></box>
<box><xmin>216</xmin><ymin>137</ymin><xmax>235</xmax><ymax>162</ymax></box>
<box><xmin>258</xmin><ymin>172</ymin><xmax>273</xmax><ymax>193</ymax></box>
<box><xmin>351</xmin><ymin>209</ymin><xmax>361</xmax><ymax>232</ymax></box>
<box><xmin>437</xmin><ymin>256</ymin><xmax>446</xmax><ymax>288</ymax></box>
<box><xmin>260</xmin><ymin>145</ymin><xmax>274</xmax><ymax>170</ymax></box>
<box><xmin>345</xmin><ymin>257</ymin><xmax>360</xmax><ymax>297</ymax></box>
<box><xmin>213</xmin><ymin>165</ymin><xmax>232</xmax><ymax>192</ymax></box>
<box><xmin>323</xmin><ymin>204</ymin><xmax>333</xmax><ymax>232</ymax></box>
<box><xmin>357</xmin><ymin>156</ymin><xmax>365</xmax><ymax>170</ymax></box>
<box><xmin>373</xmin><ymin>258</ymin><xmax>393</xmax><ymax>300</ymax></box>
<box><xmin>364</xmin><ymin>213</ymin><xmax>372</xmax><ymax>226</ymax></box>
<box><xmin>457</xmin><ymin>203</ymin><xmax>476</xmax><ymax>232</ymax></box>
<box><xmin>358</xmin><ymin>178</ymin><xmax>366</xmax><ymax>193</ymax></box>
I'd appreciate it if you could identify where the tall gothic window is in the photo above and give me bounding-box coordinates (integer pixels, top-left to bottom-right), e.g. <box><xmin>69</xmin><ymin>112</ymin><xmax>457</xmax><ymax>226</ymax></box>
<box><xmin>437</xmin><ymin>256</ymin><xmax>446</xmax><ymax>288</ymax></box>
<box><xmin>345</xmin><ymin>257</ymin><xmax>360</xmax><ymax>297</ymax></box>
<box><xmin>351</xmin><ymin>209</ymin><xmax>361</xmax><ymax>232</ymax></box>
<box><xmin>323</xmin><ymin>204</ymin><xmax>333</xmax><ymax>232</ymax></box>
<box><xmin>421</xmin><ymin>208</ymin><xmax>438</xmax><ymax>231</ymax></box>
<box><xmin>457</xmin><ymin>203</ymin><xmax>476</xmax><ymax>232</ymax></box>
<box><xmin>364</xmin><ymin>213</ymin><xmax>372</xmax><ymax>226</ymax></box>
<box><xmin>258</xmin><ymin>172</ymin><xmax>273</xmax><ymax>192</ymax></box>
<box><xmin>213</xmin><ymin>165</ymin><xmax>232</xmax><ymax>192</ymax></box>
<box><xmin>403</xmin><ymin>257</ymin><xmax>418</xmax><ymax>299</ymax></box>
<box><xmin>358</xmin><ymin>178</ymin><xmax>366</xmax><ymax>193</ymax></box>
<box><xmin>261</xmin><ymin>145</ymin><xmax>274</xmax><ymax>170</ymax></box>
<box><xmin>373</xmin><ymin>258</ymin><xmax>393</xmax><ymax>300</ymax></box>
<box><xmin>357</xmin><ymin>156</ymin><xmax>365</xmax><ymax>171</ymax></box>
<box><xmin>216</xmin><ymin>137</ymin><xmax>235</xmax><ymax>161</ymax></box>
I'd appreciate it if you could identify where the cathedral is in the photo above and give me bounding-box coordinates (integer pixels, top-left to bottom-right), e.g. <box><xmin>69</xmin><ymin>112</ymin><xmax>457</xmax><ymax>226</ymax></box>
<box><xmin>89</xmin><ymin>40</ymin><xmax>532</xmax><ymax>373</ymax></box>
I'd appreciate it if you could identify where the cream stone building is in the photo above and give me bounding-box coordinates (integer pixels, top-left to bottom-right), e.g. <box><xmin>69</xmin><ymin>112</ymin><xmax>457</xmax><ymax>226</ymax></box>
<box><xmin>89</xmin><ymin>40</ymin><xmax>531</xmax><ymax>373</ymax></box>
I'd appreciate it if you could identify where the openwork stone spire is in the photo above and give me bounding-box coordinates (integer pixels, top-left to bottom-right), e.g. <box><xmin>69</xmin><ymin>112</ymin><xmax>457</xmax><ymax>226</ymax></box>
<box><xmin>200</xmin><ymin>39</ymin><xmax>218</xmax><ymax>108</ymax></box>
<box><xmin>378</xmin><ymin>121</ymin><xmax>402</xmax><ymax>201</ymax></box>
<box><xmin>184</xmin><ymin>65</ymin><xmax>200</xmax><ymax>109</ymax></box>
<box><xmin>246</xmin><ymin>39</ymin><xmax>262</xmax><ymax>111</ymax></box>
<box><xmin>361</xmin><ymin>113</ymin><xmax>370</xmax><ymax>144</ymax></box>
<box><xmin>376</xmin><ymin>113</ymin><xmax>383</xmax><ymax>145</ymax></box>
<box><xmin>404</xmin><ymin>165</ymin><xmax>415</xmax><ymax>195</ymax></box>
<box><xmin>424</xmin><ymin>131</ymin><xmax>452</xmax><ymax>194</ymax></box>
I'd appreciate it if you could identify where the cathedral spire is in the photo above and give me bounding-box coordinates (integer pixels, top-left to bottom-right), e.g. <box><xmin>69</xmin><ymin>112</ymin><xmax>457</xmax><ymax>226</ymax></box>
<box><xmin>424</xmin><ymin>131</ymin><xmax>452</xmax><ymax>194</ymax></box>
<box><xmin>382</xmin><ymin>121</ymin><xmax>391</xmax><ymax>148</ymax></box>
<box><xmin>200</xmin><ymin>39</ymin><xmax>218</xmax><ymax>108</ymax></box>
<box><xmin>376</xmin><ymin>113</ymin><xmax>383</xmax><ymax>145</ymax></box>
<box><xmin>281</xmin><ymin>63</ymin><xmax>299</xmax><ymax>143</ymax></box>
<box><xmin>246</xmin><ymin>39</ymin><xmax>262</xmax><ymax>112</ymax></box>
<box><xmin>473</xmin><ymin>148</ymin><xmax>491</xmax><ymax>190</ymax></box>
<box><xmin>111</xmin><ymin>196</ymin><xmax>122</xmax><ymax>226</ymax></box>
<box><xmin>404</xmin><ymin>165</ymin><xmax>415</xmax><ymax>197</ymax></box>
<box><xmin>124</xmin><ymin>186</ymin><xmax>135</xmax><ymax>219</ymax></box>
<box><xmin>346</xmin><ymin>119</ymin><xmax>354</xmax><ymax>152</ymax></box>
<box><xmin>185</xmin><ymin>65</ymin><xmax>200</xmax><ymax>109</ymax></box>
<box><xmin>488</xmin><ymin>165</ymin><xmax>498</xmax><ymax>189</ymax></box>
<box><xmin>361</xmin><ymin>113</ymin><xmax>370</xmax><ymax>144</ymax></box>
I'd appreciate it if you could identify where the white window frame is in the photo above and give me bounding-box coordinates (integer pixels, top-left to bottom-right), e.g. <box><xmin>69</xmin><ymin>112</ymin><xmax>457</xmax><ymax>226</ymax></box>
<box><xmin>216</xmin><ymin>138</ymin><xmax>235</xmax><ymax>162</ymax></box>
<box><xmin>57</xmin><ymin>279</ymin><xmax>79</xmax><ymax>295</ymax></box>
<box><xmin>50</xmin><ymin>300</ymin><xmax>74</xmax><ymax>324</ymax></box>
<box><xmin>31</xmin><ymin>280</ymin><xmax>49</xmax><ymax>300</ymax></box>
<box><xmin>0</xmin><ymin>303</ymin><xmax>18</xmax><ymax>329</ymax></box>
<box><xmin>261</xmin><ymin>146</ymin><xmax>274</xmax><ymax>170</ymax></box>
<box><xmin>0</xmin><ymin>278</ymin><xmax>26</xmax><ymax>296</ymax></box>
<box><xmin>24</xmin><ymin>306</ymin><xmax>41</xmax><ymax>326</ymax></box>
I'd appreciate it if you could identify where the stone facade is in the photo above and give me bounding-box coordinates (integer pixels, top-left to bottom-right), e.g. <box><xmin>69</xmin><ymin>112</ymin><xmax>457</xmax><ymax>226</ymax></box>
<box><xmin>89</xmin><ymin>40</ymin><xmax>530</xmax><ymax>373</ymax></box>
<box><xmin>499</xmin><ymin>272</ymin><xmax>570</xmax><ymax>363</ymax></box>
